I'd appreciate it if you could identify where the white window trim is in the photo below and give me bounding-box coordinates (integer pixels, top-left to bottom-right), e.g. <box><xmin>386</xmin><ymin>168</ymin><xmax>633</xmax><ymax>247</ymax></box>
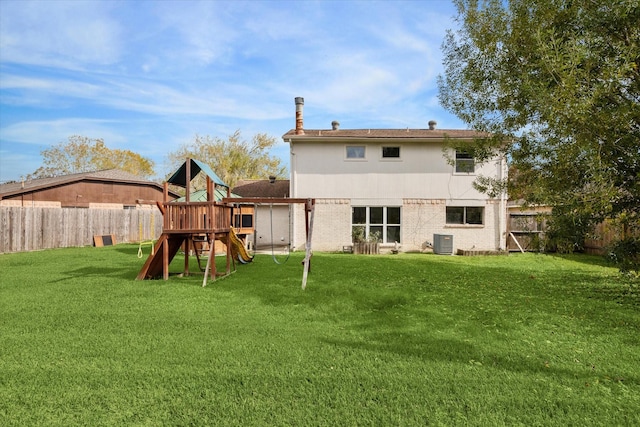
<box><xmin>445</xmin><ymin>206</ymin><xmax>485</xmax><ymax>226</ymax></box>
<box><xmin>380</xmin><ymin>145</ymin><xmax>402</xmax><ymax>161</ymax></box>
<box><xmin>453</xmin><ymin>150</ymin><xmax>476</xmax><ymax>175</ymax></box>
<box><xmin>345</xmin><ymin>145</ymin><xmax>367</xmax><ymax>161</ymax></box>
<box><xmin>352</xmin><ymin>206</ymin><xmax>402</xmax><ymax>244</ymax></box>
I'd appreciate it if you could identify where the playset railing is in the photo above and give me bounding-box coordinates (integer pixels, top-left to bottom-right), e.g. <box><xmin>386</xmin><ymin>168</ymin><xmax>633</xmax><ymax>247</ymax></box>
<box><xmin>163</xmin><ymin>202</ymin><xmax>231</xmax><ymax>234</ymax></box>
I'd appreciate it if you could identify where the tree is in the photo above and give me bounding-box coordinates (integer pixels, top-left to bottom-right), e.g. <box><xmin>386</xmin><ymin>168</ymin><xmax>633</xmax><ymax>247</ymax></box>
<box><xmin>166</xmin><ymin>130</ymin><xmax>287</xmax><ymax>189</ymax></box>
<box><xmin>29</xmin><ymin>135</ymin><xmax>155</xmax><ymax>179</ymax></box>
<box><xmin>438</xmin><ymin>0</ymin><xmax>640</xmax><ymax>254</ymax></box>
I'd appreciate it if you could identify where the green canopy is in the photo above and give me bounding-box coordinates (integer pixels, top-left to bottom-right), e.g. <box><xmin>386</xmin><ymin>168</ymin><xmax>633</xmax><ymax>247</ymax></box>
<box><xmin>167</xmin><ymin>159</ymin><xmax>228</xmax><ymax>188</ymax></box>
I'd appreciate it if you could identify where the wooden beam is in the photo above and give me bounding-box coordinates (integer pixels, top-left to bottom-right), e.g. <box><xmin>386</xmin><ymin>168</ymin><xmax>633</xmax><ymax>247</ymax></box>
<box><xmin>222</xmin><ymin>197</ymin><xmax>314</xmax><ymax>205</ymax></box>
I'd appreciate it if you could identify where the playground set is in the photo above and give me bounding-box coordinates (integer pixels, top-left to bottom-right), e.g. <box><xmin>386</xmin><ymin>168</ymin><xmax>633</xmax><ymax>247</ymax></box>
<box><xmin>136</xmin><ymin>159</ymin><xmax>315</xmax><ymax>288</ymax></box>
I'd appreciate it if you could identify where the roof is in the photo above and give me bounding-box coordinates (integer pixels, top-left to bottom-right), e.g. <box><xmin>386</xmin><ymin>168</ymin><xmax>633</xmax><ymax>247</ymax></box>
<box><xmin>0</xmin><ymin>169</ymin><xmax>170</xmax><ymax>199</ymax></box>
<box><xmin>282</xmin><ymin>128</ymin><xmax>489</xmax><ymax>140</ymax></box>
<box><xmin>167</xmin><ymin>159</ymin><xmax>228</xmax><ymax>188</ymax></box>
<box><xmin>232</xmin><ymin>179</ymin><xmax>290</xmax><ymax>198</ymax></box>
<box><xmin>173</xmin><ymin>188</ymin><xmax>240</xmax><ymax>202</ymax></box>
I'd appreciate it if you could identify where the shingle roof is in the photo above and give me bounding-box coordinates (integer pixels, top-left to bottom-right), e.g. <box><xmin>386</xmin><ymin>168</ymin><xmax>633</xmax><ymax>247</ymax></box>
<box><xmin>282</xmin><ymin>128</ymin><xmax>489</xmax><ymax>139</ymax></box>
<box><xmin>0</xmin><ymin>169</ymin><xmax>165</xmax><ymax>198</ymax></box>
<box><xmin>232</xmin><ymin>179</ymin><xmax>290</xmax><ymax>198</ymax></box>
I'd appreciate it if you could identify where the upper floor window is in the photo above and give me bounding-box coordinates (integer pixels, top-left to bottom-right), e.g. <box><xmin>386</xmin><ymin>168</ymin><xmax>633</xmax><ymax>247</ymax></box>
<box><xmin>346</xmin><ymin>145</ymin><xmax>365</xmax><ymax>159</ymax></box>
<box><xmin>382</xmin><ymin>146</ymin><xmax>400</xmax><ymax>158</ymax></box>
<box><xmin>455</xmin><ymin>151</ymin><xmax>475</xmax><ymax>173</ymax></box>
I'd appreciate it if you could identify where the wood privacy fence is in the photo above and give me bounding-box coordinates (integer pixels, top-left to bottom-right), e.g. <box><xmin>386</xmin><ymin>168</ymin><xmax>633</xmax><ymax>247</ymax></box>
<box><xmin>0</xmin><ymin>207</ymin><xmax>163</xmax><ymax>254</ymax></box>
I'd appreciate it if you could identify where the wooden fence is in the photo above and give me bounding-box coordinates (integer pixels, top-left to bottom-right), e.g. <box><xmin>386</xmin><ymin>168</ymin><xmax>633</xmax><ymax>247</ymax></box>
<box><xmin>0</xmin><ymin>207</ymin><xmax>163</xmax><ymax>254</ymax></box>
<box><xmin>584</xmin><ymin>221</ymin><xmax>626</xmax><ymax>255</ymax></box>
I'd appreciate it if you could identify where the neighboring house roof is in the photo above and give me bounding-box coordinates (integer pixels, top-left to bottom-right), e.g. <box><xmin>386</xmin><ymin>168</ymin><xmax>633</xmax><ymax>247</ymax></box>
<box><xmin>233</xmin><ymin>179</ymin><xmax>290</xmax><ymax>198</ymax></box>
<box><xmin>0</xmin><ymin>169</ymin><xmax>173</xmax><ymax>199</ymax></box>
<box><xmin>282</xmin><ymin>128</ymin><xmax>489</xmax><ymax>140</ymax></box>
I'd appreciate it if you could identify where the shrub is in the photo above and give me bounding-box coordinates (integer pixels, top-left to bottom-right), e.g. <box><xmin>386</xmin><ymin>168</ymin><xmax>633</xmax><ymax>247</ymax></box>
<box><xmin>608</xmin><ymin>237</ymin><xmax>640</xmax><ymax>277</ymax></box>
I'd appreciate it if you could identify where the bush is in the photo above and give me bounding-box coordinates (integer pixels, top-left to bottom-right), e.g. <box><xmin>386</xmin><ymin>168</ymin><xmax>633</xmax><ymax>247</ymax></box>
<box><xmin>608</xmin><ymin>237</ymin><xmax>640</xmax><ymax>277</ymax></box>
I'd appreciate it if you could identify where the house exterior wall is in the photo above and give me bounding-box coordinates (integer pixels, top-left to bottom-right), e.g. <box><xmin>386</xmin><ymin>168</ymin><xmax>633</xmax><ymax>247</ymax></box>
<box><xmin>1</xmin><ymin>180</ymin><xmax>166</xmax><ymax>208</ymax></box>
<box><xmin>289</xmin><ymin>139</ymin><xmax>508</xmax><ymax>253</ymax></box>
<box><xmin>291</xmin><ymin>140</ymin><xmax>499</xmax><ymax>200</ymax></box>
<box><xmin>252</xmin><ymin>204</ymin><xmax>291</xmax><ymax>249</ymax></box>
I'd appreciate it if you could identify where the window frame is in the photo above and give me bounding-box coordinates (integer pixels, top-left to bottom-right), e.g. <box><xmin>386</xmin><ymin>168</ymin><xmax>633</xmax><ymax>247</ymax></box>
<box><xmin>352</xmin><ymin>206</ymin><xmax>402</xmax><ymax>244</ymax></box>
<box><xmin>345</xmin><ymin>145</ymin><xmax>366</xmax><ymax>160</ymax></box>
<box><xmin>455</xmin><ymin>150</ymin><xmax>475</xmax><ymax>174</ymax></box>
<box><xmin>445</xmin><ymin>206</ymin><xmax>484</xmax><ymax>226</ymax></box>
<box><xmin>381</xmin><ymin>146</ymin><xmax>401</xmax><ymax>160</ymax></box>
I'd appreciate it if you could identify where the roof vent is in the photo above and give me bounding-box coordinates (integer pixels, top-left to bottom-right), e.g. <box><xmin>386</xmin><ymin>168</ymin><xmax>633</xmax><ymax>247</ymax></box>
<box><xmin>331</xmin><ymin>120</ymin><xmax>340</xmax><ymax>130</ymax></box>
<box><xmin>428</xmin><ymin>120</ymin><xmax>437</xmax><ymax>130</ymax></box>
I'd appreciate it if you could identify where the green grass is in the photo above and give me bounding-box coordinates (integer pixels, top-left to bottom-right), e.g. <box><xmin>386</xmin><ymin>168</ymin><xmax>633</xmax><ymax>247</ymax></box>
<box><xmin>1</xmin><ymin>246</ymin><xmax>639</xmax><ymax>426</ymax></box>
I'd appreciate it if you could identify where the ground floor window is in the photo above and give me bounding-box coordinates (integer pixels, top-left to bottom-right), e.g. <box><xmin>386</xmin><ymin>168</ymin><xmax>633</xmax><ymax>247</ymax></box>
<box><xmin>446</xmin><ymin>206</ymin><xmax>484</xmax><ymax>225</ymax></box>
<box><xmin>352</xmin><ymin>206</ymin><xmax>401</xmax><ymax>243</ymax></box>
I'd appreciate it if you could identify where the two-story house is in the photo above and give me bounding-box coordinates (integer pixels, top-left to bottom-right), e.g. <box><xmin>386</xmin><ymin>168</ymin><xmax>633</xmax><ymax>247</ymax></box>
<box><xmin>282</xmin><ymin>98</ymin><xmax>508</xmax><ymax>254</ymax></box>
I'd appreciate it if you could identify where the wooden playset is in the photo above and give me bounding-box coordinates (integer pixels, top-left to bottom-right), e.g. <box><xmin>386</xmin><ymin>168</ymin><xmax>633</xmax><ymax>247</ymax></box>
<box><xmin>136</xmin><ymin>159</ymin><xmax>315</xmax><ymax>288</ymax></box>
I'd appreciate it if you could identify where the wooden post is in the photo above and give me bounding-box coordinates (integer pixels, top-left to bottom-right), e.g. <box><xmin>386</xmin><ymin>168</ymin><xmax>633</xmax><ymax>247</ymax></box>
<box><xmin>202</xmin><ymin>235</ymin><xmax>216</xmax><ymax>287</ymax></box>
<box><xmin>302</xmin><ymin>199</ymin><xmax>315</xmax><ymax>290</ymax></box>
<box><xmin>185</xmin><ymin>158</ymin><xmax>191</xmax><ymax>203</ymax></box>
<box><xmin>163</xmin><ymin>235</ymin><xmax>169</xmax><ymax>280</ymax></box>
<box><xmin>184</xmin><ymin>238</ymin><xmax>190</xmax><ymax>276</ymax></box>
<box><xmin>225</xmin><ymin>231</ymin><xmax>231</xmax><ymax>276</ymax></box>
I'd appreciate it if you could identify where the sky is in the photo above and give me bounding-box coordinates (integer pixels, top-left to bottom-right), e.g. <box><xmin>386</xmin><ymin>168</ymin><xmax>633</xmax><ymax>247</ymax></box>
<box><xmin>0</xmin><ymin>0</ymin><xmax>466</xmax><ymax>183</ymax></box>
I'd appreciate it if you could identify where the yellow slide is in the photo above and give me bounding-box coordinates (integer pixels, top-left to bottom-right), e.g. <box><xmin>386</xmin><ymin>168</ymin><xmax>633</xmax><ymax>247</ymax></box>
<box><xmin>229</xmin><ymin>228</ymin><xmax>253</xmax><ymax>264</ymax></box>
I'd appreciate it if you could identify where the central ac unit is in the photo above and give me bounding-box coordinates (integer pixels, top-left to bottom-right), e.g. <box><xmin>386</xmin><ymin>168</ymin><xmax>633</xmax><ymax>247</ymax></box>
<box><xmin>433</xmin><ymin>234</ymin><xmax>453</xmax><ymax>254</ymax></box>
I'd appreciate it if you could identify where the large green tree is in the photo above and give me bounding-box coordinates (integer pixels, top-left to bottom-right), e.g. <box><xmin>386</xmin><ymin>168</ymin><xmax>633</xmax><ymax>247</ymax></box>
<box><xmin>438</xmin><ymin>0</ymin><xmax>640</xmax><ymax>251</ymax></box>
<box><xmin>166</xmin><ymin>130</ymin><xmax>287</xmax><ymax>189</ymax></box>
<box><xmin>30</xmin><ymin>135</ymin><xmax>155</xmax><ymax>179</ymax></box>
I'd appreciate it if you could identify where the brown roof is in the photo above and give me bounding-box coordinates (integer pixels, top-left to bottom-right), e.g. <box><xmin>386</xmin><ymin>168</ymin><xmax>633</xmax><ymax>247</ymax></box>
<box><xmin>232</xmin><ymin>179</ymin><xmax>290</xmax><ymax>198</ymax></box>
<box><xmin>282</xmin><ymin>128</ymin><xmax>489</xmax><ymax>139</ymax></box>
<box><xmin>0</xmin><ymin>169</ymin><xmax>171</xmax><ymax>198</ymax></box>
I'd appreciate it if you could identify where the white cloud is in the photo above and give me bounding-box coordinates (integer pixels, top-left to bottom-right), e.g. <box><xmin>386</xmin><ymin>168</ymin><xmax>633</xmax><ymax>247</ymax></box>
<box><xmin>0</xmin><ymin>0</ymin><xmax>123</xmax><ymax>69</ymax></box>
<box><xmin>0</xmin><ymin>0</ymin><xmax>464</xmax><ymax>182</ymax></box>
<box><xmin>1</xmin><ymin>118</ymin><xmax>126</xmax><ymax>146</ymax></box>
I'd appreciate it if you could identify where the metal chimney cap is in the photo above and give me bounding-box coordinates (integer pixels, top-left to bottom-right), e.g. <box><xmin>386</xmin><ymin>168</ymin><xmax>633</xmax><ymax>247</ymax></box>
<box><xmin>331</xmin><ymin>120</ymin><xmax>340</xmax><ymax>130</ymax></box>
<box><xmin>428</xmin><ymin>120</ymin><xmax>437</xmax><ymax>130</ymax></box>
<box><xmin>295</xmin><ymin>97</ymin><xmax>304</xmax><ymax>105</ymax></box>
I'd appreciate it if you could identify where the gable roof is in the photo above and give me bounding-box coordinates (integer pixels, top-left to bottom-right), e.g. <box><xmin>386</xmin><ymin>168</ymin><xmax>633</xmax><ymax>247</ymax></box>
<box><xmin>282</xmin><ymin>128</ymin><xmax>489</xmax><ymax>140</ymax></box>
<box><xmin>233</xmin><ymin>179</ymin><xmax>290</xmax><ymax>198</ymax></box>
<box><xmin>173</xmin><ymin>188</ymin><xmax>241</xmax><ymax>202</ymax></box>
<box><xmin>0</xmin><ymin>169</ymin><xmax>170</xmax><ymax>199</ymax></box>
<box><xmin>167</xmin><ymin>159</ymin><xmax>228</xmax><ymax>188</ymax></box>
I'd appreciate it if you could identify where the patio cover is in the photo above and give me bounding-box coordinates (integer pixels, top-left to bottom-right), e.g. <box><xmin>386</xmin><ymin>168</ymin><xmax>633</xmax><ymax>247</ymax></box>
<box><xmin>167</xmin><ymin>159</ymin><xmax>228</xmax><ymax>188</ymax></box>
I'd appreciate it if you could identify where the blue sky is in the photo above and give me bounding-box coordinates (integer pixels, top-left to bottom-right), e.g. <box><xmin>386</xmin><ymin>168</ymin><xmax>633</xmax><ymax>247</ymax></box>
<box><xmin>0</xmin><ymin>0</ymin><xmax>465</xmax><ymax>183</ymax></box>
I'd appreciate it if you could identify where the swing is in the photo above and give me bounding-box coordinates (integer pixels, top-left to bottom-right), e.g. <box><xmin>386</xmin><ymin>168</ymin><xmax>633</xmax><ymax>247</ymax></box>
<box><xmin>137</xmin><ymin>213</ymin><xmax>155</xmax><ymax>258</ymax></box>
<box><xmin>269</xmin><ymin>203</ymin><xmax>291</xmax><ymax>264</ymax></box>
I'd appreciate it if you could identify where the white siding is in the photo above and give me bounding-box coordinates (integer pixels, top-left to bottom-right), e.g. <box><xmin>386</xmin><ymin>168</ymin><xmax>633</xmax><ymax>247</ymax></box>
<box><xmin>290</xmin><ymin>138</ymin><xmax>508</xmax><ymax>253</ymax></box>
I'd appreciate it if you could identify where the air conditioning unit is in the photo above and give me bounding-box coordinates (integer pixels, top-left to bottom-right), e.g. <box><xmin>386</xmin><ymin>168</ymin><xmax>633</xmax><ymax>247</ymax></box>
<box><xmin>433</xmin><ymin>234</ymin><xmax>453</xmax><ymax>255</ymax></box>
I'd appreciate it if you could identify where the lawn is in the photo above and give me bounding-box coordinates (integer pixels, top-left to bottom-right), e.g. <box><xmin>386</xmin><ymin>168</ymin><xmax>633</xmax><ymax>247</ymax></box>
<box><xmin>1</xmin><ymin>245</ymin><xmax>638</xmax><ymax>426</ymax></box>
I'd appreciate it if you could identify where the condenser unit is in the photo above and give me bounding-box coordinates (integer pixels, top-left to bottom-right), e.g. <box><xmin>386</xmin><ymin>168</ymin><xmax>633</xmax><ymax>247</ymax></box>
<box><xmin>433</xmin><ymin>234</ymin><xmax>453</xmax><ymax>255</ymax></box>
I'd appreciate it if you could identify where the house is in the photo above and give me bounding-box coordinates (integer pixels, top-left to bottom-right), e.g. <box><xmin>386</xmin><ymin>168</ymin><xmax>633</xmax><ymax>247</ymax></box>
<box><xmin>232</xmin><ymin>178</ymin><xmax>291</xmax><ymax>250</ymax></box>
<box><xmin>282</xmin><ymin>97</ymin><xmax>508</xmax><ymax>254</ymax></box>
<box><xmin>0</xmin><ymin>169</ymin><xmax>178</xmax><ymax>208</ymax></box>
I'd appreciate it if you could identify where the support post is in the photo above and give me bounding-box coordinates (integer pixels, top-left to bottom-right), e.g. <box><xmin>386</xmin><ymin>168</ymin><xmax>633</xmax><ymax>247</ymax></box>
<box><xmin>302</xmin><ymin>199</ymin><xmax>315</xmax><ymax>290</ymax></box>
<box><xmin>162</xmin><ymin>235</ymin><xmax>169</xmax><ymax>280</ymax></box>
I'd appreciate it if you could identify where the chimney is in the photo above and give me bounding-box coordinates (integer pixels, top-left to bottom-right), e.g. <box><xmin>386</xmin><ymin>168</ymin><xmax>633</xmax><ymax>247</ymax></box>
<box><xmin>428</xmin><ymin>120</ymin><xmax>437</xmax><ymax>130</ymax></box>
<box><xmin>295</xmin><ymin>97</ymin><xmax>304</xmax><ymax>135</ymax></box>
<box><xmin>331</xmin><ymin>120</ymin><xmax>340</xmax><ymax>130</ymax></box>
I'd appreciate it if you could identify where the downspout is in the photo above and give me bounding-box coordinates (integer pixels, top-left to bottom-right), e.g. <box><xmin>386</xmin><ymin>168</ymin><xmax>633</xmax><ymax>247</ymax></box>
<box><xmin>289</xmin><ymin>138</ymin><xmax>297</xmax><ymax>249</ymax></box>
<box><xmin>498</xmin><ymin>156</ymin><xmax>507</xmax><ymax>251</ymax></box>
